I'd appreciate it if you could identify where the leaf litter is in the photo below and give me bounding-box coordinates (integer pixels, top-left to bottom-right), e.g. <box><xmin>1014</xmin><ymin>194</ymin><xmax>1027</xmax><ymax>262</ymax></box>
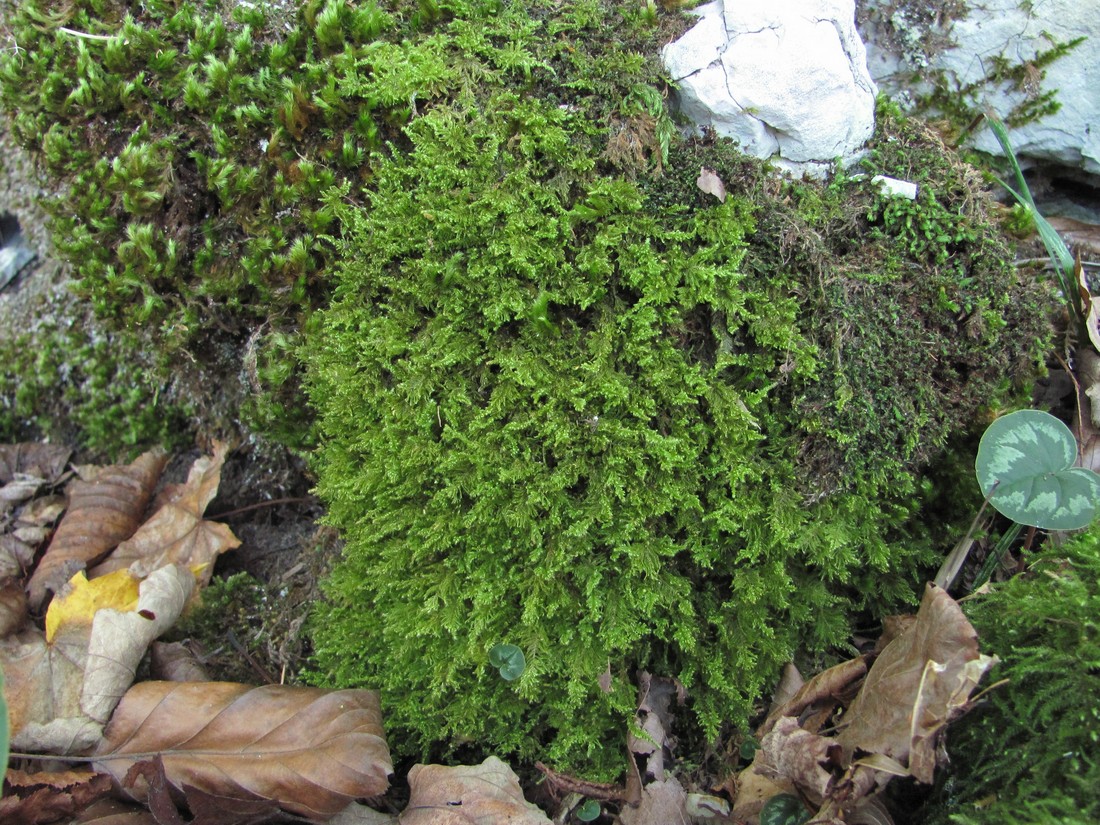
<box><xmin>1</xmin><ymin>441</ymin><xmax>392</xmax><ymax>823</ymax></box>
<box><xmin>1</xmin><ymin>440</ymin><xmax>1000</xmax><ymax>824</ymax></box>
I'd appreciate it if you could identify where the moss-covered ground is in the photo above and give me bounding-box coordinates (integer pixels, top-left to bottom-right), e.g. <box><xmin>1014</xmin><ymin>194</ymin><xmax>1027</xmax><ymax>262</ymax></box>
<box><xmin>0</xmin><ymin>0</ymin><xmax>1076</xmax><ymax>802</ymax></box>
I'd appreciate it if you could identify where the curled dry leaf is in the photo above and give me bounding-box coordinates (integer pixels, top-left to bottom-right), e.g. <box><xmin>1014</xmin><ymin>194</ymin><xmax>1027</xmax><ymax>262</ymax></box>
<box><xmin>0</xmin><ymin>575</ymin><xmax>28</xmax><ymax>635</ymax></box>
<box><xmin>0</xmin><ymin>768</ymin><xmax>113</xmax><ymax>825</ymax></box>
<box><xmin>72</xmin><ymin>798</ymin><xmax>158</xmax><ymax>825</ymax></box>
<box><xmin>696</xmin><ymin>166</ymin><xmax>727</xmax><ymax>203</ymax></box>
<box><xmin>756</xmin><ymin>717</ymin><xmax>840</xmax><ymax>804</ymax></box>
<box><xmin>0</xmin><ymin>443</ymin><xmax>72</xmax><ymax>485</ymax></box>
<box><xmin>1049</xmin><ymin>215</ymin><xmax>1100</xmax><ymax>259</ymax></box>
<box><xmin>330</xmin><ymin>802</ymin><xmax>399</xmax><ymax>825</ymax></box>
<box><xmin>759</xmin><ymin>656</ymin><xmax>867</xmax><ymax>737</ymax></box>
<box><xmin>94</xmin><ymin>681</ymin><xmax>392</xmax><ymax>822</ymax></box>
<box><xmin>836</xmin><ymin>584</ymin><xmax>996</xmax><ymax>783</ymax></box>
<box><xmin>628</xmin><ymin>672</ymin><xmax>683</xmax><ymax>782</ymax></box>
<box><xmin>402</xmin><ymin>756</ymin><xmax>550</xmax><ymax>825</ymax></box>
<box><xmin>81</xmin><ymin>564</ymin><xmax>195</xmax><ymax>725</ymax></box>
<box><xmin>150</xmin><ymin>640</ymin><xmax>211</xmax><ymax>683</ymax></box>
<box><xmin>618</xmin><ymin>777</ymin><xmax>688</xmax><ymax>825</ymax></box>
<box><xmin>90</xmin><ymin>443</ymin><xmax>238</xmax><ymax>583</ymax></box>
<box><xmin>0</xmin><ymin>476</ymin><xmax>46</xmax><ymax>516</ymax></box>
<box><xmin>728</xmin><ymin>754</ymin><xmax>793</xmax><ymax>824</ymax></box>
<box><xmin>125</xmin><ymin>755</ymin><xmax>285</xmax><ymax>825</ymax></box>
<box><xmin>27</xmin><ymin>448</ymin><xmax>168</xmax><ymax>609</ymax></box>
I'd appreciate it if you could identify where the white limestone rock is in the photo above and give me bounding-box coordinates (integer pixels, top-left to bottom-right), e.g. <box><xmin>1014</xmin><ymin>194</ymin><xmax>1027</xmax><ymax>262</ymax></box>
<box><xmin>860</xmin><ymin>0</ymin><xmax>1100</xmax><ymax>175</ymax></box>
<box><xmin>662</xmin><ymin>0</ymin><xmax>878</xmax><ymax>176</ymax></box>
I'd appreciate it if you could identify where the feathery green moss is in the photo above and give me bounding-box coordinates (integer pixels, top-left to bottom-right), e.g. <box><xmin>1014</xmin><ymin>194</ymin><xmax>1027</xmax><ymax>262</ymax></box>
<box><xmin>302</xmin><ymin>5</ymin><xmax>1051</xmax><ymax>777</ymax></box>
<box><xmin>922</xmin><ymin>528</ymin><xmax>1100</xmax><ymax>825</ymax></box>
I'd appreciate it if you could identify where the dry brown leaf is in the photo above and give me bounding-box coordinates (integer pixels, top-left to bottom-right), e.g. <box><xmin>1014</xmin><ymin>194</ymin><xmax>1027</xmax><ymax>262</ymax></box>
<box><xmin>81</xmin><ymin>565</ymin><xmax>195</xmax><ymax>725</ymax></box>
<box><xmin>150</xmin><ymin>640</ymin><xmax>211</xmax><ymax>682</ymax></box>
<box><xmin>90</xmin><ymin>443</ymin><xmax>238</xmax><ymax>582</ymax></box>
<box><xmin>0</xmin><ymin>444</ymin><xmax>72</xmax><ymax>485</ymax></box>
<box><xmin>759</xmin><ymin>657</ymin><xmax>868</xmax><ymax>737</ymax></box>
<box><xmin>27</xmin><ymin>448</ymin><xmax>168</xmax><ymax>609</ymax></box>
<box><xmin>0</xmin><ymin>476</ymin><xmax>46</xmax><ymax>516</ymax></box>
<box><xmin>756</xmin><ymin>717</ymin><xmax>840</xmax><ymax>804</ymax></box>
<box><xmin>94</xmin><ymin>681</ymin><xmax>392</xmax><ymax>822</ymax></box>
<box><xmin>696</xmin><ymin>167</ymin><xmax>727</xmax><ymax>202</ymax></box>
<box><xmin>17</xmin><ymin>494</ymin><xmax>67</xmax><ymax>529</ymax></box>
<box><xmin>330</xmin><ymin>802</ymin><xmax>399</xmax><ymax>825</ymax></box>
<box><xmin>1049</xmin><ymin>215</ymin><xmax>1100</xmax><ymax>258</ymax></box>
<box><xmin>0</xmin><ymin>626</ymin><xmax>97</xmax><ymax>752</ymax></box>
<box><xmin>1</xmin><ymin>535</ymin><xmax>35</xmax><ymax>579</ymax></box>
<box><xmin>728</xmin><ymin>755</ymin><xmax>794</xmax><ymax>824</ymax></box>
<box><xmin>72</xmin><ymin>798</ymin><xmax>158</xmax><ymax>825</ymax></box>
<box><xmin>124</xmin><ymin>756</ymin><xmax>287</xmax><ymax>825</ymax></box>
<box><xmin>0</xmin><ymin>574</ymin><xmax>28</xmax><ymax>635</ymax></box>
<box><xmin>0</xmin><ymin>768</ymin><xmax>113</xmax><ymax>825</ymax></box>
<box><xmin>619</xmin><ymin>777</ymin><xmax>688</xmax><ymax>825</ymax></box>
<box><xmin>2</xmin><ymin>565</ymin><xmax>195</xmax><ymax>753</ymax></box>
<box><xmin>629</xmin><ymin>672</ymin><xmax>682</xmax><ymax>781</ymax></box>
<box><xmin>836</xmin><ymin>584</ymin><xmax>996</xmax><ymax>783</ymax></box>
<box><xmin>401</xmin><ymin>756</ymin><xmax>550</xmax><ymax>825</ymax></box>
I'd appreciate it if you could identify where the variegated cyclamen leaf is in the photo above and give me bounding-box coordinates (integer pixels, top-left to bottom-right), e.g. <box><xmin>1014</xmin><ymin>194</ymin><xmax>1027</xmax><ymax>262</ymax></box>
<box><xmin>976</xmin><ymin>410</ymin><xmax>1100</xmax><ymax>530</ymax></box>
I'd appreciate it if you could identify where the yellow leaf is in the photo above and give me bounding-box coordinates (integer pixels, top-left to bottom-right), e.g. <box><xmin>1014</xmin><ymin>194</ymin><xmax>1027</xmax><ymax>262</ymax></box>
<box><xmin>45</xmin><ymin>569</ymin><xmax>141</xmax><ymax>643</ymax></box>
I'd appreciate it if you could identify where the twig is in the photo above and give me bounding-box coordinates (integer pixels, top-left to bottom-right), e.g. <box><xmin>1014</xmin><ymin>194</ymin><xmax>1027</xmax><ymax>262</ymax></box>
<box><xmin>227</xmin><ymin>629</ymin><xmax>277</xmax><ymax>685</ymax></box>
<box><xmin>535</xmin><ymin>762</ymin><xmax>629</xmax><ymax>804</ymax></box>
<box><xmin>208</xmin><ymin>496</ymin><xmax>316</xmax><ymax>521</ymax></box>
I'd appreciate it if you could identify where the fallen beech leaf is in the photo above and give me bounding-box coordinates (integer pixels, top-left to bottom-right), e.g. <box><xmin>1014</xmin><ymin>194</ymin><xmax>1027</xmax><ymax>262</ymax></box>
<box><xmin>837</xmin><ymin>584</ymin><xmax>996</xmax><ymax>783</ymax></box>
<box><xmin>697</xmin><ymin>166</ymin><xmax>726</xmax><ymax>202</ymax></box>
<box><xmin>0</xmin><ymin>769</ymin><xmax>113</xmax><ymax>825</ymax></box>
<box><xmin>756</xmin><ymin>716</ymin><xmax>840</xmax><ymax>804</ymax></box>
<box><xmin>0</xmin><ymin>475</ymin><xmax>46</xmax><ymax>516</ymax></box>
<box><xmin>179</xmin><ymin>781</ymin><xmax>285</xmax><ymax>825</ymax></box>
<box><xmin>402</xmin><ymin>756</ymin><xmax>550</xmax><ymax>825</ymax></box>
<box><xmin>27</xmin><ymin>449</ymin><xmax>168</xmax><ymax>609</ymax></box>
<box><xmin>81</xmin><ymin>564</ymin><xmax>195</xmax><ymax>725</ymax></box>
<box><xmin>45</xmin><ymin>570</ymin><xmax>141</xmax><ymax>643</ymax></box>
<box><xmin>91</xmin><ymin>444</ymin><xmax>238</xmax><ymax>582</ymax></box>
<box><xmin>1049</xmin><ymin>215</ymin><xmax>1100</xmax><ymax>259</ymax></box>
<box><xmin>1</xmin><ymin>627</ymin><xmax>99</xmax><ymax>752</ymax></box>
<box><xmin>17</xmin><ymin>494</ymin><xmax>67</xmax><ymax>529</ymax></box>
<box><xmin>759</xmin><ymin>656</ymin><xmax>867</xmax><ymax>737</ymax></box>
<box><xmin>1</xmin><ymin>535</ymin><xmax>35</xmax><ymax>579</ymax></box>
<box><xmin>94</xmin><ymin>682</ymin><xmax>392</xmax><ymax>821</ymax></box>
<box><xmin>0</xmin><ymin>444</ymin><xmax>71</xmax><ymax>485</ymax></box>
<box><xmin>619</xmin><ymin>777</ymin><xmax>687</xmax><ymax>825</ymax></box>
<box><xmin>685</xmin><ymin>792</ymin><xmax>730</xmax><ymax>819</ymax></box>
<box><xmin>0</xmin><ymin>575</ymin><xmax>28</xmax><ymax>635</ymax></box>
<box><xmin>150</xmin><ymin>641</ymin><xmax>211</xmax><ymax>682</ymax></box>
<box><xmin>330</xmin><ymin>802</ymin><xmax>398</xmax><ymax>825</ymax></box>
<box><xmin>124</xmin><ymin>757</ymin><xmax>279</xmax><ymax>825</ymax></box>
<box><xmin>73</xmin><ymin>798</ymin><xmax>158</xmax><ymax>824</ymax></box>
<box><xmin>729</xmin><ymin>754</ymin><xmax>793</xmax><ymax>824</ymax></box>
<box><xmin>628</xmin><ymin>672</ymin><xmax>682</xmax><ymax>781</ymax></box>
<box><xmin>2</xmin><ymin>565</ymin><xmax>194</xmax><ymax>753</ymax></box>
<box><xmin>849</xmin><ymin>796</ymin><xmax>896</xmax><ymax>825</ymax></box>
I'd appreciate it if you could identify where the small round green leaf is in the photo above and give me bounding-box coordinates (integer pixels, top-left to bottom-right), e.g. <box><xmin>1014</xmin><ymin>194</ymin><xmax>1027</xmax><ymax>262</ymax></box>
<box><xmin>488</xmin><ymin>643</ymin><xmax>526</xmax><ymax>680</ymax></box>
<box><xmin>760</xmin><ymin>794</ymin><xmax>810</xmax><ymax>825</ymax></box>
<box><xmin>976</xmin><ymin>410</ymin><xmax>1100</xmax><ymax>530</ymax></box>
<box><xmin>576</xmin><ymin>799</ymin><xmax>601</xmax><ymax>821</ymax></box>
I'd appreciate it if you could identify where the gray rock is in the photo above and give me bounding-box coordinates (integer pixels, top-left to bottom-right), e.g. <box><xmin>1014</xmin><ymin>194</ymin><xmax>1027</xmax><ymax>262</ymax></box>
<box><xmin>860</xmin><ymin>0</ymin><xmax>1100</xmax><ymax>175</ymax></box>
<box><xmin>663</xmin><ymin>0</ymin><xmax>878</xmax><ymax>176</ymax></box>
